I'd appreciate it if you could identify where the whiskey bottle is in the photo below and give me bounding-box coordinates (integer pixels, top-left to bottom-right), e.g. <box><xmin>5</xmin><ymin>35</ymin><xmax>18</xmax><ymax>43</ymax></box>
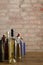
<box><xmin>8</xmin><ymin>29</ymin><xmax>16</xmax><ymax>63</ymax></box>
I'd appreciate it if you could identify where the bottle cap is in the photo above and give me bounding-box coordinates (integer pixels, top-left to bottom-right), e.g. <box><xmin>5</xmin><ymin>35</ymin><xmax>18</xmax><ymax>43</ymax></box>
<box><xmin>17</xmin><ymin>33</ymin><xmax>20</xmax><ymax>37</ymax></box>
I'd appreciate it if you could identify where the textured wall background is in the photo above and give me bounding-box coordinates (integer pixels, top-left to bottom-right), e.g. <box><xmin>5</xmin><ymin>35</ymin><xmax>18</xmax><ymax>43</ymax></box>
<box><xmin>0</xmin><ymin>0</ymin><xmax>43</xmax><ymax>52</ymax></box>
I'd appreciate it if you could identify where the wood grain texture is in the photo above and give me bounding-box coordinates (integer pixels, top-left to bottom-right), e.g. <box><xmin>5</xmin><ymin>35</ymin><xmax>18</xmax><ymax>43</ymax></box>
<box><xmin>0</xmin><ymin>52</ymin><xmax>43</xmax><ymax>65</ymax></box>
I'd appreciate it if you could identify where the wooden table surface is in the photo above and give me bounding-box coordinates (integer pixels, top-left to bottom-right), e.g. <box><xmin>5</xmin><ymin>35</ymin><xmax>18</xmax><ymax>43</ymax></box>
<box><xmin>0</xmin><ymin>52</ymin><xmax>43</xmax><ymax>65</ymax></box>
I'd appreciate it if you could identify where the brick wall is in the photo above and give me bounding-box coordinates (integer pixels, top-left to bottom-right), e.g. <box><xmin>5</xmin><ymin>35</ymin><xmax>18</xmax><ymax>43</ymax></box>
<box><xmin>0</xmin><ymin>0</ymin><xmax>43</xmax><ymax>52</ymax></box>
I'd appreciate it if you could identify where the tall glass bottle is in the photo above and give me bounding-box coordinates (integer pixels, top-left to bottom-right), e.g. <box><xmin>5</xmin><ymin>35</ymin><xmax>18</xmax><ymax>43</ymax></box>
<box><xmin>8</xmin><ymin>29</ymin><xmax>16</xmax><ymax>63</ymax></box>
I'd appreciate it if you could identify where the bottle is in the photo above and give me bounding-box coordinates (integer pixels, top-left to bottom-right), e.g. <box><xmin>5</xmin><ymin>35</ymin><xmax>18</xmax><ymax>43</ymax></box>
<box><xmin>14</xmin><ymin>38</ymin><xmax>17</xmax><ymax>59</ymax></box>
<box><xmin>2</xmin><ymin>35</ymin><xmax>6</xmax><ymax>61</ymax></box>
<box><xmin>8</xmin><ymin>29</ymin><xmax>16</xmax><ymax>63</ymax></box>
<box><xmin>20</xmin><ymin>37</ymin><xmax>26</xmax><ymax>57</ymax></box>
<box><xmin>4</xmin><ymin>32</ymin><xmax>9</xmax><ymax>60</ymax></box>
<box><xmin>0</xmin><ymin>39</ymin><xmax>3</xmax><ymax>62</ymax></box>
<box><xmin>23</xmin><ymin>42</ymin><xmax>26</xmax><ymax>55</ymax></box>
<box><xmin>16</xmin><ymin>33</ymin><xmax>21</xmax><ymax>61</ymax></box>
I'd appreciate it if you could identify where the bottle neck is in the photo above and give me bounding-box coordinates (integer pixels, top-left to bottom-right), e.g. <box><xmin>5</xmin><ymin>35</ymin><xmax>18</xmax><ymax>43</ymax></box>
<box><xmin>11</xmin><ymin>29</ymin><xmax>14</xmax><ymax>39</ymax></box>
<box><xmin>5</xmin><ymin>31</ymin><xmax>10</xmax><ymax>39</ymax></box>
<box><xmin>2</xmin><ymin>35</ymin><xmax>6</xmax><ymax>43</ymax></box>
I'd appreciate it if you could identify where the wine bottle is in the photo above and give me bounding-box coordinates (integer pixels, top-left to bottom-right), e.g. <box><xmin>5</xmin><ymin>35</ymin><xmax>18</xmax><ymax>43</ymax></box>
<box><xmin>8</xmin><ymin>29</ymin><xmax>16</xmax><ymax>63</ymax></box>
<box><xmin>4</xmin><ymin>32</ymin><xmax>9</xmax><ymax>60</ymax></box>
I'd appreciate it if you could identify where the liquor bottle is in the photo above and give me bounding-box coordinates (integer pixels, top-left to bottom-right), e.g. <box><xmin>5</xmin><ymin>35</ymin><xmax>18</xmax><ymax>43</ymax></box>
<box><xmin>8</xmin><ymin>29</ymin><xmax>16</xmax><ymax>63</ymax></box>
<box><xmin>14</xmin><ymin>39</ymin><xmax>17</xmax><ymax>59</ymax></box>
<box><xmin>20</xmin><ymin>38</ymin><xmax>26</xmax><ymax>57</ymax></box>
<box><xmin>2</xmin><ymin>35</ymin><xmax>6</xmax><ymax>61</ymax></box>
<box><xmin>4</xmin><ymin>32</ymin><xmax>9</xmax><ymax>60</ymax></box>
<box><xmin>23</xmin><ymin>42</ymin><xmax>26</xmax><ymax>55</ymax></box>
<box><xmin>16</xmin><ymin>33</ymin><xmax>21</xmax><ymax>61</ymax></box>
<box><xmin>0</xmin><ymin>40</ymin><xmax>3</xmax><ymax>62</ymax></box>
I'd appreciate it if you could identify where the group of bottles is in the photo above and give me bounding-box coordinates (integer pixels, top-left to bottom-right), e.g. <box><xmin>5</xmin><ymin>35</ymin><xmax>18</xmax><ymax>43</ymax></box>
<box><xmin>0</xmin><ymin>29</ymin><xmax>26</xmax><ymax>63</ymax></box>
